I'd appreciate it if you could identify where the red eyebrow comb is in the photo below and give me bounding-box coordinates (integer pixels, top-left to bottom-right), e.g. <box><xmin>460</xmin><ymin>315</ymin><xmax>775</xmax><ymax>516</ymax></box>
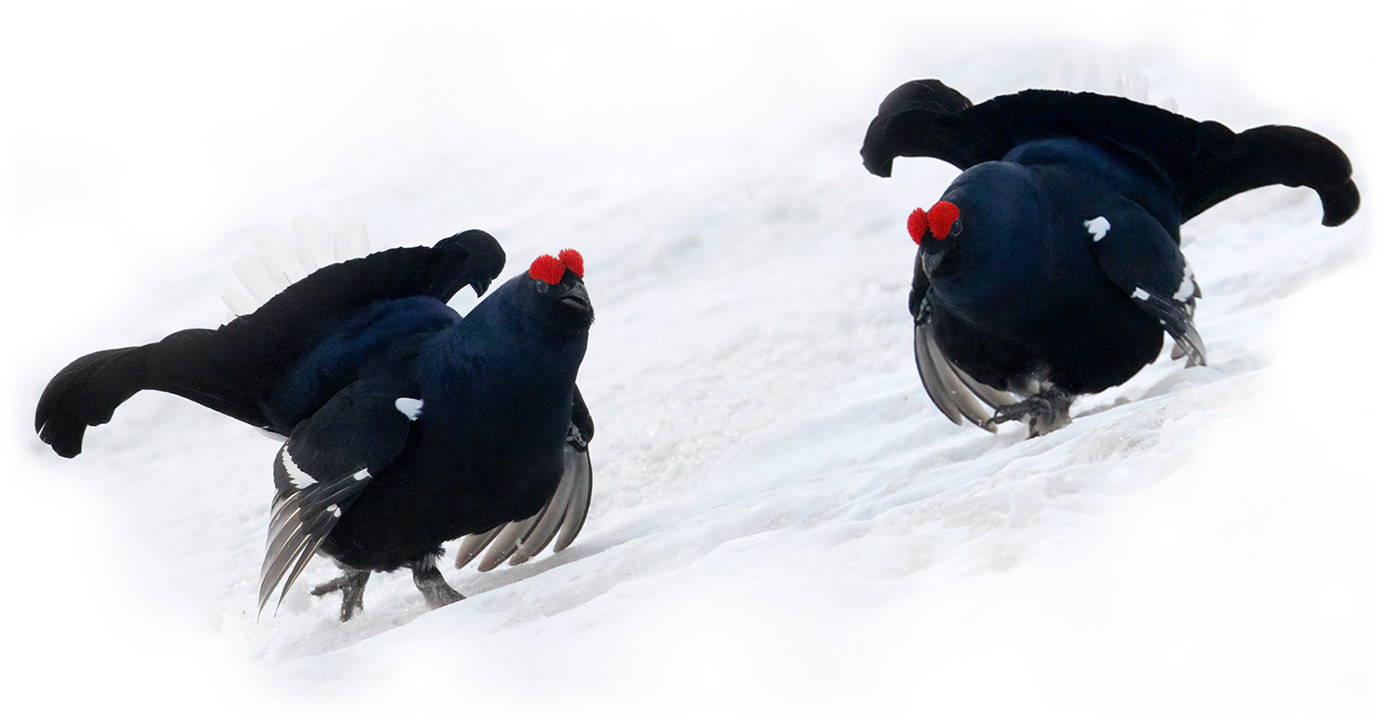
<box><xmin>927</xmin><ymin>201</ymin><xmax>959</xmax><ymax>240</ymax></box>
<box><xmin>558</xmin><ymin>248</ymin><xmax>583</xmax><ymax>278</ymax></box>
<box><xmin>907</xmin><ymin>201</ymin><xmax>961</xmax><ymax>244</ymax></box>
<box><xmin>908</xmin><ymin>208</ymin><xmax>928</xmax><ymax>244</ymax></box>
<box><xmin>529</xmin><ymin>254</ymin><xmax>566</xmax><ymax>285</ymax></box>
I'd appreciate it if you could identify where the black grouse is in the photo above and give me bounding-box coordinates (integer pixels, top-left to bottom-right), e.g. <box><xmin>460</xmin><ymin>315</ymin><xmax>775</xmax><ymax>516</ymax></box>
<box><xmin>35</xmin><ymin>230</ymin><xmax>596</xmax><ymax>621</ymax></box>
<box><xmin>861</xmin><ymin>79</ymin><xmax>1359</xmax><ymax>436</ymax></box>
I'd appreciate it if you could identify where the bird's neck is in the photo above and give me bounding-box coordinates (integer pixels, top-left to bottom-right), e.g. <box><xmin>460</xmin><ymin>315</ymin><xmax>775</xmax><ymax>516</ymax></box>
<box><xmin>426</xmin><ymin>308</ymin><xmax>585</xmax><ymax>406</ymax></box>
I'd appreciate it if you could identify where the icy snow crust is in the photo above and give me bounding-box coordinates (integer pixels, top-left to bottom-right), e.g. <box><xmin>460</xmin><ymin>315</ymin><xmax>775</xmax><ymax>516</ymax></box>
<box><xmin>9</xmin><ymin>6</ymin><xmax>1378</xmax><ymax>718</ymax></box>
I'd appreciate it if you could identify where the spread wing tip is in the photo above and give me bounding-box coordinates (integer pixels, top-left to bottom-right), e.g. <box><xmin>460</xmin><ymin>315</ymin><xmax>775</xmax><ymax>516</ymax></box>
<box><xmin>915</xmin><ymin>325</ymin><xmax>1008</xmax><ymax>431</ymax></box>
<box><xmin>453</xmin><ymin>443</ymin><xmax>593</xmax><ymax>570</ymax></box>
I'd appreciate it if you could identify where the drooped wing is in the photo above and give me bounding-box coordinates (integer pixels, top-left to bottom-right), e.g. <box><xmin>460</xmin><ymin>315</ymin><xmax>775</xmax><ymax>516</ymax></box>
<box><xmin>862</xmin><ymin>79</ymin><xmax>1359</xmax><ymax>226</ymax></box>
<box><xmin>1090</xmin><ymin>206</ymin><xmax>1207</xmax><ymax>367</ymax></box>
<box><xmin>454</xmin><ymin>387</ymin><xmax>594</xmax><ymax>571</ymax></box>
<box><xmin>258</xmin><ymin>377</ymin><xmax>419</xmax><ymax>616</ymax></box>
<box><xmin>908</xmin><ymin>249</ymin><xmax>1017</xmax><ymax>430</ymax></box>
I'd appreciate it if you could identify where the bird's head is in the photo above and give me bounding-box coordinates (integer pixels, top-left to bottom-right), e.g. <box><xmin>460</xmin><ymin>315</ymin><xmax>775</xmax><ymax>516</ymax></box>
<box><xmin>904</xmin><ymin>163</ymin><xmax>1050</xmax><ymax>324</ymax></box>
<box><xmin>522</xmin><ymin>248</ymin><xmax>593</xmax><ymax>337</ymax></box>
<box><xmin>905</xmin><ymin>199</ymin><xmax>964</xmax><ymax>323</ymax></box>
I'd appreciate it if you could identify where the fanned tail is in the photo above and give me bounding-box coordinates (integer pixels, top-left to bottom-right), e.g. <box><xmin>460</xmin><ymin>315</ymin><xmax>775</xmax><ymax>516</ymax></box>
<box><xmin>862</xmin><ymin>79</ymin><xmax>1360</xmax><ymax>227</ymax></box>
<box><xmin>224</xmin><ymin>217</ymin><xmax>372</xmax><ymax>318</ymax></box>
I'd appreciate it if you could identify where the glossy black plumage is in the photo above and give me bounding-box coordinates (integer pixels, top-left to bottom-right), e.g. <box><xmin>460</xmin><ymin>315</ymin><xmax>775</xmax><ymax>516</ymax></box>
<box><xmin>862</xmin><ymin>80</ymin><xmax>1359</xmax><ymax>435</ymax></box>
<box><xmin>35</xmin><ymin>230</ymin><xmax>596</xmax><ymax>620</ymax></box>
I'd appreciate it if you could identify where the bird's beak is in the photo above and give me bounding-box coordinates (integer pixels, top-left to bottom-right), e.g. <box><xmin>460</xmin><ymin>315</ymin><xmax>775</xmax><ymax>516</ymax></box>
<box><xmin>470</xmin><ymin>279</ymin><xmax>492</xmax><ymax>297</ymax></box>
<box><xmin>558</xmin><ymin>280</ymin><xmax>591</xmax><ymax>311</ymax></box>
<box><xmin>921</xmin><ymin>249</ymin><xmax>946</xmax><ymax>279</ymax></box>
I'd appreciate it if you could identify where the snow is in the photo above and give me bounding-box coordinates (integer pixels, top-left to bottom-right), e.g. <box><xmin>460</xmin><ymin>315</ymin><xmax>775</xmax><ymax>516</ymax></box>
<box><xmin>5</xmin><ymin>2</ymin><xmax>1381</xmax><ymax>718</ymax></box>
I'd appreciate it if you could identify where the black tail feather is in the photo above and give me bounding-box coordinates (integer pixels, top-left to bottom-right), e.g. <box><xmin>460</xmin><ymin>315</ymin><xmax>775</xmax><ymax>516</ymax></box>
<box><xmin>1222</xmin><ymin>125</ymin><xmax>1360</xmax><ymax>226</ymax></box>
<box><xmin>35</xmin><ymin>329</ymin><xmax>272</xmax><ymax>458</ymax></box>
<box><xmin>34</xmin><ymin>229</ymin><xmax>511</xmax><ymax>460</ymax></box>
<box><xmin>35</xmin><ymin>347</ymin><xmax>150</xmax><ymax>458</ymax></box>
<box><xmin>862</xmin><ymin>80</ymin><xmax>1360</xmax><ymax>227</ymax></box>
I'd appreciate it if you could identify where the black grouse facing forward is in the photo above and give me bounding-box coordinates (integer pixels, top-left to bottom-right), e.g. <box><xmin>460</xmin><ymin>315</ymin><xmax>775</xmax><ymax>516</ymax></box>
<box><xmin>862</xmin><ymin>79</ymin><xmax>1359</xmax><ymax>436</ymax></box>
<box><xmin>35</xmin><ymin>231</ymin><xmax>597</xmax><ymax>621</ymax></box>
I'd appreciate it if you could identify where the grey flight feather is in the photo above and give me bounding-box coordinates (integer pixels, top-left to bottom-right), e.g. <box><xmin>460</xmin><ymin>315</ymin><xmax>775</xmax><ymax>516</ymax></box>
<box><xmin>454</xmin><ymin>432</ymin><xmax>594</xmax><ymax>570</ymax></box>
<box><xmin>915</xmin><ymin>322</ymin><xmax>1002</xmax><ymax>431</ymax></box>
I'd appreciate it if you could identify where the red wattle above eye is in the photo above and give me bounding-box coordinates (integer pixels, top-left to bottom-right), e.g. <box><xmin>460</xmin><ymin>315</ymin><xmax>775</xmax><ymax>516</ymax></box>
<box><xmin>558</xmin><ymin>248</ymin><xmax>584</xmax><ymax>278</ymax></box>
<box><xmin>907</xmin><ymin>208</ymin><xmax>928</xmax><ymax>245</ymax></box>
<box><xmin>529</xmin><ymin>254</ymin><xmax>566</xmax><ymax>285</ymax></box>
<box><xmin>927</xmin><ymin>200</ymin><xmax>959</xmax><ymax>239</ymax></box>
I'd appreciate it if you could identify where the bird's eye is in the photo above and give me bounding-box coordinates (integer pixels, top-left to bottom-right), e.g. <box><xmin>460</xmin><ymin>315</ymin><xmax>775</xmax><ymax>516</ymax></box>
<box><xmin>949</xmin><ymin>219</ymin><xmax>963</xmax><ymax>237</ymax></box>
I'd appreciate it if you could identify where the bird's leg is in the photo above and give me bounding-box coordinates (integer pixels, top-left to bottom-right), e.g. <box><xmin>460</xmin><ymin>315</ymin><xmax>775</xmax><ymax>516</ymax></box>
<box><xmin>310</xmin><ymin>569</ymin><xmax>371</xmax><ymax>622</ymax></box>
<box><xmin>409</xmin><ymin>557</ymin><xmax>465</xmax><ymax>610</ymax></box>
<box><xmin>985</xmin><ymin>389</ymin><xmax>1074</xmax><ymax>437</ymax></box>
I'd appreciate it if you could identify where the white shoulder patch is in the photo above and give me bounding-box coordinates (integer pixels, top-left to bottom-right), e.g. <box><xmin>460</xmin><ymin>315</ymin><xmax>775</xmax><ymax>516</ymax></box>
<box><xmin>1084</xmin><ymin>216</ymin><xmax>1111</xmax><ymax>242</ymax></box>
<box><xmin>1131</xmin><ymin>287</ymin><xmax>1152</xmax><ymax>301</ymax></box>
<box><xmin>395</xmin><ymin>397</ymin><xmax>424</xmax><ymax>421</ymax></box>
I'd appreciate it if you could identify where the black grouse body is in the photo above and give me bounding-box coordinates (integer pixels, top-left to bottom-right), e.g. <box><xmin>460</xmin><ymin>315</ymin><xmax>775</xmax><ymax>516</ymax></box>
<box><xmin>36</xmin><ymin>231</ymin><xmax>597</xmax><ymax>620</ymax></box>
<box><xmin>862</xmin><ymin>80</ymin><xmax>1359</xmax><ymax>435</ymax></box>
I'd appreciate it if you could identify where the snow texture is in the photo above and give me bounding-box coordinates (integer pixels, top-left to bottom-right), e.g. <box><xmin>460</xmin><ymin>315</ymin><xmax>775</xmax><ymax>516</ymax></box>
<box><xmin>6</xmin><ymin>3</ymin><xmax>1381</xmax><ymax>719</ymax></box>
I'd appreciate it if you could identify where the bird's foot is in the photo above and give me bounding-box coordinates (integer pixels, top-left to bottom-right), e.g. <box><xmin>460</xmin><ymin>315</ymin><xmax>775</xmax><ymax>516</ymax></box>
<box><xmin>410</xmin><ymin>558</ymin><xmax>465</xmax><ymax>610</ymax></box>
<box><xmin>984</xmin><ymin>391</ymin><xmax>1074</xmax><ymax>438</ymax></box>
<box><xmin>311</xmin><ymin>569</ymin><xmax>371</xmax><ymax>622</ymax></box>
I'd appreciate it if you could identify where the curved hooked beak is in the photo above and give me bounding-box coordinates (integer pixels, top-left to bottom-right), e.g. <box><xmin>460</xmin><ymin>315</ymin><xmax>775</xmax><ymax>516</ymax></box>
<box><xmin>558</xmin><ymin>280</ymin><xmax>591</xmax><ymax>311</ymax></box>
<box><xmin>920</xmin><ymin>248</ymin><xmax>947</xmax><ymax>279</ymax></box>
<box><xmin>470</xmin><ymin>278</ymin><xmax>492</xmax><ymax>297</ymax></box>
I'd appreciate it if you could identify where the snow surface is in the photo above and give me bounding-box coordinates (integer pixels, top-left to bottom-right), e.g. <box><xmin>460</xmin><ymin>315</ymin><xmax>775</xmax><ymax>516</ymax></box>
<box><xmin>5</xmin><ymin>3</ymin><xmax>1381</xmax><ymax>718</ymax></box>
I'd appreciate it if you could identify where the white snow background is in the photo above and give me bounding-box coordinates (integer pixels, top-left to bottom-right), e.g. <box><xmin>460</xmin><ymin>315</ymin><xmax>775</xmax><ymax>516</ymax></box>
<box><xmin>5</xmin><ymin>2</ymin><xmax>1381</xmax><ymax>717</ymax></box>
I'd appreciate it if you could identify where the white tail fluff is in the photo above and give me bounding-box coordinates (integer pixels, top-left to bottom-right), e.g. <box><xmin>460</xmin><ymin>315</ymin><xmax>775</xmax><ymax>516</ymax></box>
<box><xmin>1040</xmin><ymin>49</ymin><xmax>1178</xmax><ymax>112</ymax></box>
<box><xmin>223</xmin><ymin>217</ymin><xmax>372</xmax><ymax>318</ymax></box>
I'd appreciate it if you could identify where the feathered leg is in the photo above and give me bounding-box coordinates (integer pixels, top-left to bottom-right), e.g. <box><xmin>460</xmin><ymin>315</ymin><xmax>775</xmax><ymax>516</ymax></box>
<box><xmin>409</xmin><ymin>557</ymin><xmax>465</xmax><ymax>609</ymax></box>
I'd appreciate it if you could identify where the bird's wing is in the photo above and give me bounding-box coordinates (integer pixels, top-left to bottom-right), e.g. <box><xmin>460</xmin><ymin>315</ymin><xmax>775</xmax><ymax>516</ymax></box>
<box><xmin>909</xmin><ymin>254</ymin><xmax>1016</xmax><ymax>430</ymax></box>
<box><xmin>454</xmin><ymin>388</ymin><xmax>594</xmax><ymax>571</ymax></box>
<box><xmin>35</xmin><ymin>231</ymin><xmax>506</xmax><ymax>456</ymax></box>
<box><xmin>862</xmin><ymin>80</ymin><xmax>1359</xmax><ymax>226</ymax></box>
<box><xmin>257</xmin><ymin>377</ymin><xmax>419</xmax><ymax>616</ymax></box>
<box><xmin>209</xmin><ymin>229</ymin><xmax>506</xmax><ymax>428</ymax></box>
<box><xmin>1089</xmin><ymin>207</ymin><xmax>1207</xmax><ymax>367</ymax></box>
